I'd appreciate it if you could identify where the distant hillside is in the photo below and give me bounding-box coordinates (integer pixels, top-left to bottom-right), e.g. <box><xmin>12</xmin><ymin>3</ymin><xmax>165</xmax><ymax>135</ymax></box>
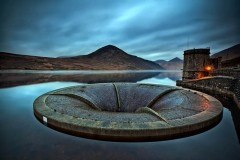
<box><xmin>155</xmin><ymin>57</ymin><xmax>183</xmax><ymax>70</ymax></box>
<box><xmin>211</xmin><ymin>43</ymin><xmax>240</xmax><ymax>68</ymax></box>
<box><xmin>211</xmin><ymin>43</ymin><xmax>240</xmax><ymax>61</ymax></box>
<box><xmin>0</xmin><ymin>45</ymin><xmax>163</xmax><ymax>70</ymax></box>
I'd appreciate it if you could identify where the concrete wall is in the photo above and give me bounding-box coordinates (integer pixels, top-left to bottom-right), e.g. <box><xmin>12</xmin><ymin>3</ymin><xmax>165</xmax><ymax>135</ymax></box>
<box><xmin>210</xmin><ymin>57</ymin><xmax>222</xmax><ymax>69</ymax></box>
<box><xmin>176</xmin><ymin>76</ymin><xmax>240</xmax><ymax>109</ymax></box>
<box><xmin>212</xmin><ymin>69</ymin><xmax>240</xmax><ymax>79</ymax></box>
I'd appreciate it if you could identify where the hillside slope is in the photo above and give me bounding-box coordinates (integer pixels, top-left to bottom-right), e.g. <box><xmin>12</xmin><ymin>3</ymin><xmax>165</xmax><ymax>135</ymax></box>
<box><xmin>211</xmin><ymin>44</ymin><xmax>240</xmax><ymax>61</ymax></box>
<box><xmin>155</xmin><ymin>57</ymin><xmax>183</xmax><ymax>70</ymax></box>
<box><xmin>0</xmin><ymin>45</ymin><xmax>163</xmax><ymax>70</ymax></box>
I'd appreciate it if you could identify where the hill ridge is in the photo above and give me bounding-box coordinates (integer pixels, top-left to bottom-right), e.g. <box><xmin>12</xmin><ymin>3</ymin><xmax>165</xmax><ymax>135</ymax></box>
<box><xmin>211</xmin><ymin>43</ymin><xmax>240</xmax><ymax>61</ymax></box>
<box><xmin>0</xmin><ymin>45</ymin><xmax>164</xmax><ymax>70</ymax></box>
<box><xmin>155</xmin><ymin>57</ymin><xmax>183</xmax><ymax>70</ymax></box>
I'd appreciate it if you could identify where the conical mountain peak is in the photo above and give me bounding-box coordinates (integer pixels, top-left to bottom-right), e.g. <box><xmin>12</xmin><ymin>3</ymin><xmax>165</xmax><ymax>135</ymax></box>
<box><xmin>169</xmin><ymin>57</ymin><xmax>183</xmax><ymax>62</ymax></box>
<box><xmin>95</xmin><ymin>45</ymin><xmax>125</xmax><ymax>53</ymax></box>
<box><xmin>88</xmin><ymin>44</ymin><xmax>128</xmax><ymax>58</ymax></box>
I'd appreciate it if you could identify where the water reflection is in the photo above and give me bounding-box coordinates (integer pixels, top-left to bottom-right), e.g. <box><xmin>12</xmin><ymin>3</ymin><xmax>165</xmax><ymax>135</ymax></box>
<box><xmin>215</xmin><ymin>96</ymin><xmax>240</xmax><ymax>144</ymax></box>
<box><xmin>229</xmin><ymin>106</ymin><xmax>240</xmax><ymax>143</ymax></box>
<box><xmin>0</xmin><ymin>70</ymin><xmax>181</xmax><ymax>88</ymax></box>
<box><xmin>155</xmin><ymin>71</ymin><xmax>182</xmax><ymax>81</ymax></box>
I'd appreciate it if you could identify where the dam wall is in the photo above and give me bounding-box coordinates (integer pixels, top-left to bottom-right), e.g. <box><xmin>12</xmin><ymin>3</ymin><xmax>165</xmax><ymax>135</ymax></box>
<box><xmin>176</xmin><ymin>76</ymin><xmax>240</xmax><ymax>109</ymax></box>
<box><xmin>212</xmin><ymin>69</ymin><xmax>240</xmax><ymax>79</ymax></box>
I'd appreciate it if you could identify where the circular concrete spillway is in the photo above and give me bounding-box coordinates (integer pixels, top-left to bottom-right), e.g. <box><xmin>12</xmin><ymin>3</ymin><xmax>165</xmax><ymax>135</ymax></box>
<box><xmin>33</xmin><ymin>83</ymin><xmax>223</xmax><ymax>141</ymax></box>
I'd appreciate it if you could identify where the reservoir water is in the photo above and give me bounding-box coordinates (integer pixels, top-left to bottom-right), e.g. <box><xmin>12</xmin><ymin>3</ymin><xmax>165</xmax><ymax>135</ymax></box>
<box><xmin>0</xmin><ymin>70</ymin><xmax>239</xmax><ymax>160</ymax></box>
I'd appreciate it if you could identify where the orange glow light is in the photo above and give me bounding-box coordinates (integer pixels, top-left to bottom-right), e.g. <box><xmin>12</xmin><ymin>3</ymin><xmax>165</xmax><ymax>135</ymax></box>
<box><xmin>197</xmin><ymin>72</ymin><xmax>204</xmax><ymax>79</ymax></box>
<box><xmin>205</xmin><ymin>66</ymin><xmax>212</xmax><ymax>71</ymax></box>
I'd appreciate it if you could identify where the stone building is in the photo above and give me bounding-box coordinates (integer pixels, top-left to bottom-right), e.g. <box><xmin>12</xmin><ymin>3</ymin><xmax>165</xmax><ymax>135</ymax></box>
<box><xmin>182</xmin><ymin>48</ymin><xmax>221</xmax><ymax>80</ymax></box>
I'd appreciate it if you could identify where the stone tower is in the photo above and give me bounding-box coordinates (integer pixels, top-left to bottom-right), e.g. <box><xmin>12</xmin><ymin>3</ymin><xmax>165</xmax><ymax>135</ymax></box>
<box><xmin>182</xmin><ymin>48</ymin><xmax>210</xmax><ymax>80</ymax></box>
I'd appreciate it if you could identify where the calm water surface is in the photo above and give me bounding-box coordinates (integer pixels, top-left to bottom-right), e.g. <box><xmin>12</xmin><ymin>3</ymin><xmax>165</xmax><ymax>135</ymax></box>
<box><xmin>0</xmin><ymin>70</ymin><xmax>239</xmax><ymax>160</ymax></box>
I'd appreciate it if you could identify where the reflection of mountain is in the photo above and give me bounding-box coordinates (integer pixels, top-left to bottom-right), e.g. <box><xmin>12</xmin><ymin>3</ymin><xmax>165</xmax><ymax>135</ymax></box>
<box><xmin>0</xmin><ymin>71</ymin><xmax>160</xmax><ymax>88</ymax></box>
<box><xmin>0</xmin><ymin>45</ymin><xmax>163</xmax><ymax>70</ymax></box>
<box><xmin>155</xmin><ymin>57</ymin><xmax>183</xmax><ymax>70</ymax></box>
<box><xmin>155</xmin><ymin>71</ymin><xmax>182</xmax><ymax>81</ymax></box>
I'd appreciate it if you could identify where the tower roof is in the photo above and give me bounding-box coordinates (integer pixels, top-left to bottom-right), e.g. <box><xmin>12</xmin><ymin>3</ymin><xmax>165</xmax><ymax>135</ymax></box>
<box><xmin>184</xmin><ymin>48</ymin><xmax>210</xmax><ymax>55</ymax></box>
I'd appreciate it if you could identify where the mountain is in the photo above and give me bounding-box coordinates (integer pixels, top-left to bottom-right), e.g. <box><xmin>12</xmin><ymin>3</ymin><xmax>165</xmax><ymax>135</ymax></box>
<box><xmin>155</xmin><ymin>57</ymin><xmax>183</xmax><ymax>70</ymax></box>
<box><xmin>0</xmin><ymin>45</ymin><xmax>163</xmax><ymax>70</ymax></box>
<box><xmin>211</xmin><ymin>43</ymin><xmax>240</xmax><ymax>68</ymax></box>
<box><xmin>211</xmin><ymin>44</ymin><xmax>240</xmax><ymax>61</ymax></box>
<box><xmin>169</xmin><ymin>57</ymin><xmax>183</xmax><ymax>63</ymax></box>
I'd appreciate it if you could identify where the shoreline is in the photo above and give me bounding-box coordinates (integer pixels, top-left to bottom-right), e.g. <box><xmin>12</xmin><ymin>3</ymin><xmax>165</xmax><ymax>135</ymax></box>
<box><xmin>0</xmin><ymin>69</ymin><xmax>182</xmax><ymax>74</ymax></box>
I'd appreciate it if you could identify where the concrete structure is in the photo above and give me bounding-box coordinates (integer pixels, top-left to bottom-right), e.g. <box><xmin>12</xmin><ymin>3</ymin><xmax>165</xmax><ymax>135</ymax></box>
<box><xmin>177</xmin><ymin>76</ymin><xmax>240</xmax><ymax>109</ymax></box>
<box><xmin>210</xmin><ymin>57</ymin><xmax>222</xmax><ymax>70</ymax></box>
<box><xmin>212</xmin><ymin>68</ymin><xmax>240</xmax><ymax>79</ymax></box>
<box><xmin>183</xmin><ymin>48</ymin><xmax>211</xmax><ymax>80</ymax></box>
<box><xmin>176</xmin><ymin>76</ymin><xmax>240</xmax><ymax>142</ymax></box>
<box><xmin>178</xmin><ymin>48</ymin><xmax>240</xmax><ymax>142</ymax></box>
<box><xmin>34</xmin><ymin>83</ymin><xmax>223</xmax><ymax>141</ymax></box>
<box><xmin>182</xmin><ymin>48</ymin><xmax>221</xmax><ymax>80</ymax></box>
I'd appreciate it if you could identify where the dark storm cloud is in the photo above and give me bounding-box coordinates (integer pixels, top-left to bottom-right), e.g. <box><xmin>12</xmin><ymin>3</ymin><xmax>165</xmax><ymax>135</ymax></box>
<box><xmin>0</xmin><ymin>0</ymin><xmax>239</xmax><ymax>60</ymax></box>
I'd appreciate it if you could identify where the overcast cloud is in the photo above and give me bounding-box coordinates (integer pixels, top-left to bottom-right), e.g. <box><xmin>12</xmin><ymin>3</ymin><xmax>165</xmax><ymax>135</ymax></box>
<box><xmin>0</xmin><ymin>0</ymin><xmax>239</xmax><ymax>60</ymax></box>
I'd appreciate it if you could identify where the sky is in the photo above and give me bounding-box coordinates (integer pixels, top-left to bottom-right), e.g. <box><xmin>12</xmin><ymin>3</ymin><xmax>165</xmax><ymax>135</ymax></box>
<box><xmin>0</xmin><ymin>0</ymin><xmax>239</xmax><ymax>61</ymax></box>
